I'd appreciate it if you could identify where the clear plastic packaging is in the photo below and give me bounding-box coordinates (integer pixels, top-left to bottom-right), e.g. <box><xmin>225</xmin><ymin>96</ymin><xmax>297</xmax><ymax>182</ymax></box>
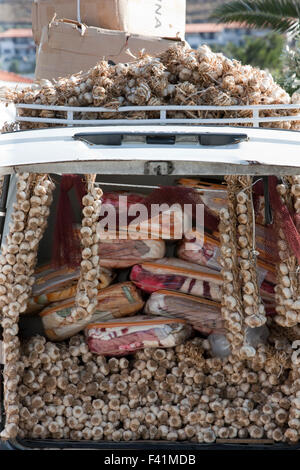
<box><xmin>130</xmin><ymin>258</ymin><xmax>222</xmax><ymax>301</ymax></box>
<box><xmin>25</xmin><ymin>264</ymin><xmax>115</xmax><ymax>314</ymax></box>
<box><xmin>39</xmin><ymin>282</ymin><xmax>144</xmax><ymax>341</ymax></box>
<box><xmin>98</xmin><ymin>238</ymin><xmax>166</xmax><ymax>268</ymax></box>
<box><xmin>144</xmin><ymin>290</ymin><xmax>225</xmax><ymax>335</ymax></box>
<box><xmin>85</xmin><ymin>315</ymin><xmax>192</xmax><ymax>356</ymax></box>
<box><xmin>178</xmin><ymin>232</ymin><xmax>276</xmax><ymax>293</ymax></box>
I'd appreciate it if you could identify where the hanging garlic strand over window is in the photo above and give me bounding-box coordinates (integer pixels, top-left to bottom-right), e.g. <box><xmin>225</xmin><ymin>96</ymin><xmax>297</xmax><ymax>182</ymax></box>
<box><xmin>69</xmin><ymin>174</ymin><xmax>103</xmax><ymax>323</ymax></box>
<box><xmin>0</xmin><ymin>173</ymin><xmax>55</xmax><ymax>439</ymax></box>
<box><xmin>219</xmin><ymin>176</ymin><xmax>250</xmax><ymax>359</ymax></box>
<box><xmin>236</xmin><ymin>175</ymin><xmax>266</xmax><ymax>329</ymax></box>
<box><xmin>274</xmin><ymin>179</ymin><xmax>300</xmax><ymax>327</ymax></box>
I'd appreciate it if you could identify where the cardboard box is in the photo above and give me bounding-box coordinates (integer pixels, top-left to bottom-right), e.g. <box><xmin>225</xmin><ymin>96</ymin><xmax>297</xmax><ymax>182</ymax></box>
<box><xmin>32</xmin><ymin>0</ymin><xmax>186</xmax><ymax>45</ymax></box>
<box><xmin>35</xmin><ymin>19</ymin><xmax>183</xmax><ymax>80</ymax></box>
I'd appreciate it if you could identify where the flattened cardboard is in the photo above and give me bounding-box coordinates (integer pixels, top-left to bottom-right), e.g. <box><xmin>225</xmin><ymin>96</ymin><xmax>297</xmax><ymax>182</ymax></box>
<box><xmin>32</xmin><ymin>0</ymin><xmax>186</xmax><ymax>45</ymax></box>
<box><xmin>35</xmin><ymin>20</ymin><xmax>182</xmax><ymax>80</ymax></box>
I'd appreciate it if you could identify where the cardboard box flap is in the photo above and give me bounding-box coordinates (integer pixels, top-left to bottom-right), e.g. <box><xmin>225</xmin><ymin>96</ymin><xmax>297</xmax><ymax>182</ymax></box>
<box><xmin>48</xmin><ymin>21</ymin><xmax>128</xmax><ymax>58</ymax></box>
<box><xmin>35</xmin><ymin>19</ymin><xmax>183</xmax><ymax>80</ymax></box>
<box><xmin>32</xmin><ymin>0</ymin><xmax>186</xmax><ymax>45</ymax></box>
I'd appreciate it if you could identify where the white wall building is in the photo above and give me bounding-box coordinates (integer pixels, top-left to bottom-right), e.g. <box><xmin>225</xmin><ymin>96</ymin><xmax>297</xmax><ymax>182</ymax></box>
<box><xmin>0</xmin><ymin>28</ymin><xmax>35</xmax><ymax>73</ymax></box>
<box><xmin>185</xmin><ymin>23</ymin><xmax>269</xmax><ymax>50</ymax></box>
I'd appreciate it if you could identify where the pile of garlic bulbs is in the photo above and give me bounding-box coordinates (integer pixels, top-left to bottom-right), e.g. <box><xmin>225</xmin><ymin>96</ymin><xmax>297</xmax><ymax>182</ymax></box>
<box><xmin>13</xmin><ymin>327</ymin><xmax>300</xmax><ymax>443</ymax></box>
<box><xmin>2</xmin><ymin>44</ymin><xmax>300</xmax><ymax>131</ymax></box>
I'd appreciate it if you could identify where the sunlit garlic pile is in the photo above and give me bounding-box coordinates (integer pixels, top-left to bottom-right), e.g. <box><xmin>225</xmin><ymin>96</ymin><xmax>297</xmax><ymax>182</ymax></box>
<box><xmin>2</xmin><ymin>44</ymin><xmax>300</xmax><ymax>131</ymax></box>
<box><xmin>12</xmin><ymin>331</ymin><xmax>300</xmax><ymax>443</ymax></box>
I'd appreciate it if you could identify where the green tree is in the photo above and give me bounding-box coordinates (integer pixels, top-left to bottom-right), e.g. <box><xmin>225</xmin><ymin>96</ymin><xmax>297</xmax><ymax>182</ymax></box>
<box><xmin>212</xmin><ymin>0</ymin><xmax>300</xmax><ymax>38</ymax></box>
<box><xmin>281</xmin><ymin>40</ymin><xmax>300</xmax><ymax>94</ymax></box>
<box><xmin>211</xmin><ymin>33</ymin><xmax>285</xmax><ymax>75</ymax></box>
<box><xmin>9</xmin><ymin>60</ymin><xmax>20</xmax><ymax>74</ymax></box>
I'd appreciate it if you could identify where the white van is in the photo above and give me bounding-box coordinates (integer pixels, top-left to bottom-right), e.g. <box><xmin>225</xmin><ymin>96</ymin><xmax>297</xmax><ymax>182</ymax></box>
<box><xmin>1</xmin><ymin>103</ymin><xmax>300</xmax><ymax>450</ymax></box>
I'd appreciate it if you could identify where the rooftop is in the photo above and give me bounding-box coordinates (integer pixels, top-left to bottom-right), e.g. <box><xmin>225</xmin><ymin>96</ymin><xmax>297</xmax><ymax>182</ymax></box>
<box><xmin>185</xmin><ymin>22</ymin><xmax>253</xmax><ymax>34</ymax></box>
<box><xmin>0</xmin><ymin>28</ymin><xmax>33</xmax><ymax>39</ymax></box>
<box><xmin>0</xmin><ymin>70</ymin><xmax>33</xmax><ymax>84</ymax></box>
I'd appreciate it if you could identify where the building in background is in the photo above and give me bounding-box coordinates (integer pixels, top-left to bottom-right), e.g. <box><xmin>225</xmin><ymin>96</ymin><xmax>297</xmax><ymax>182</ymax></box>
<box><xmin>0</xmin><ymin>0</ymin><xmax>32</xmax><ymax>29</ymax></box>
<box><xmin>186</xmin><ymin>0</ymin><xmax>231</xmax><ymax>23</ymax></box>
<box><xmin>186</xmin><ymin>23</ymin><xmax>268</xmax><ymax>50</ymax></box>
<box><xmin>0</xmin><ymin>29</ymin><xmax>35</xmax><ymax>74</ymax></box>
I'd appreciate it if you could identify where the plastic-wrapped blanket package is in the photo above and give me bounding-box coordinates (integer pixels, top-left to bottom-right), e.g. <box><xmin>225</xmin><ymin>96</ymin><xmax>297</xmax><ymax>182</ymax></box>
<box><xmin>130</xmin><ymin>258</ymin><xmax>222</xmax><ymax>301</ymax></box>
<box><xmin>25</xmin><ymin>264</ymin><xmax>115</xmax><ymax>313</ymax></box>
<box><xmin>39</xmin><ymin>282</ymin><xmax>144</xmax><ymax>341</ymax></box>
<box><xmin>85</xmin><ymin>316</ymin><xmax>192</xmax><ymax>356</ymax></box>
<box><xmin>98</xmin><ymin>237</ymin><xmax>166</xmax><ymax>268</ymax></box>
<box><xmin>177</xmin><ymin>232</ymin><xmax>276</xmax><ymax>297</ymax></box>
<box><xmin>177</xmin><ymin>178</ymin><xmax>266</xmax><ymax>224</ymax></box>
<box><xmin>144</xmin><ymin>290</ymin><xmax>225</xmax><ymax>335</ymax></box>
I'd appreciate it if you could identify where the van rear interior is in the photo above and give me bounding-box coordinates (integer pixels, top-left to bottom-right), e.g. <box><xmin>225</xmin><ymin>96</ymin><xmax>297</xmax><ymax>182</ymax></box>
<box><xmin>1</xmin><ymin>172</ymin><xmax>299</xmax><ymax>450</ymax></box>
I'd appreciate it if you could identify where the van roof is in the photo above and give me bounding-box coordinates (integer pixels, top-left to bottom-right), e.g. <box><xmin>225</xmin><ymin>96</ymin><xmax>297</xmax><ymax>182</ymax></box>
<box><xmin>0</xmin><ymin>125</ymin><xmax>299</xmax><ymax>176</ymax></box>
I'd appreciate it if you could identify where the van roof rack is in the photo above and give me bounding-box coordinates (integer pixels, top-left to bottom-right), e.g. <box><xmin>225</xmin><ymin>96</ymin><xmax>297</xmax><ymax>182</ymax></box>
<box><xmin>15</xmin><ymin>103</ymin><xmax>300</xmax><ymax>128</ymax></box>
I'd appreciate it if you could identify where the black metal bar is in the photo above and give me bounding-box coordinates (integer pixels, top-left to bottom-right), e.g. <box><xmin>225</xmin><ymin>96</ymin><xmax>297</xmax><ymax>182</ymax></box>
<box><xmin>7</xmin><ymin>437</ymin><xmax>300</xmax><ymax>451</ymax></box>
<box><xmin>73</xmin><ymin>132</ymin><xmax>248</xmax><ymax>147</ymax></box>
<box><xmin>0</xmin><ymin>175</ymin><xmax>10</xmax><ymax>244</ymax></box>
<box><xmin>264</xmin><ymin>176</ymin><xmax>273</xmax><ymax>225</ymax></box>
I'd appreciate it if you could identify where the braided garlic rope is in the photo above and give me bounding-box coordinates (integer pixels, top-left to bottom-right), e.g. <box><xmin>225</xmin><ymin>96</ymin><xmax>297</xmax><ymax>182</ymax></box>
<box><xmin>274</xmin><ymin>179</ymin><xmax>300</xmax><ymax>327</ymax></box>
<box><xmin>219</xmin><ymin>177</ymin><xmax>253</xmax><ymax>359</ymax></box>
<box><xmin>236</xmin><ymin>176</ymin><xmax>266</xmax><ymax>328</ymax></box>
<box><xmin>69</xmin><ymin>175</ymin><xmax>103</xmax><ymax>323</ymax></box>
<box><xmin>0</xmin><ymin>173</ymin><xmax>55</xmax><ymax>439</ymax></box>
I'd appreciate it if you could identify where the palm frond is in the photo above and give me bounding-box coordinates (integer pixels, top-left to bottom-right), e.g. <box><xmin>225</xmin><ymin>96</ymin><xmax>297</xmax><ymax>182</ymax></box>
<box><xmin>212</xmin><ymin>0</ymin><xmax>300</xmax><ymax>37</ymax></box>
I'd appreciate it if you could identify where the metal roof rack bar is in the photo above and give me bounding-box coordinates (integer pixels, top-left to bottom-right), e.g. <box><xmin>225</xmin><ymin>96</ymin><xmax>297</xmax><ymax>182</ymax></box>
<box><xmin>14</xmin><ymin>104</ymin><xmax>300</xmax><ymax>128</ymax></box>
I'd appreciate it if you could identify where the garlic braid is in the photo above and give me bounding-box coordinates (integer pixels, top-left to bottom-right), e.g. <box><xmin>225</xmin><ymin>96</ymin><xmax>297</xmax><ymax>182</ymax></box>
<box><xmin>1</xmin><ymin>173</ymin><xmax>55</xmax><ymax>439</ymax></box>
<box><xmin>219</xmin><ymin>177</ymin><xmax>248</xmax><ymax>359</ymax></box>
<box><xmin>236</xmin><ymin>176</ymin><xmax>266</xmax><ymax>329</ymax></box>
<box><xmin>70</xmin><ymin>175</ymin><xmax>103</xmax><ymax>323</ymax></box>
<box><xmin>274</xmin><ymin>180</ymin><xmax>299</xmax><ymax>327</ymax></box>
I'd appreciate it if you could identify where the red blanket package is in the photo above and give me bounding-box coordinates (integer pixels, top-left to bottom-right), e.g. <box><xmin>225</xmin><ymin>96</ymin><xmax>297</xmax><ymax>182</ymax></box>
<box><xmin>130</xmin><ymin>258</ymin><xmax>222</xmax><ymax>301</ymax></box>
<box><xmin>85</xmin><ymin>316</ymin><xmax>192</xmax><ymax>356</ymax></box>
<box><xmin>177</xmin><ymin>232</ymin><xmax>276</xmax><ymax>288</ymax></box>
<box><xmin>144</xmin><ymin>290</ymin><xmax>225</xmax><ymax>335</ymax></box>
<box><xmin>26</xmin><ymin>264</ymin><xmax>114</xmax><ymax>314</ymax></box>
<box><xmin>177</xmin><ymin>178</ymin><xmax>266</xmax><ymax>224</ymax></box>
<box><xmin>98</xmin><ymin>238</ymin><xmax>166</xmax><ymax>269</ymax></box>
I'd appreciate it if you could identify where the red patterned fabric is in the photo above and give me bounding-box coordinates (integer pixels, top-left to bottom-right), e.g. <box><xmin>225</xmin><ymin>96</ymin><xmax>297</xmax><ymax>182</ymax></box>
<box><xmin>52</xmin><ymin>175</ymin><xmax>85</xmax><ymax>268</ymax></box>
<box><xmin>268</xmin><ymin>176</ymin><xmax>300</xmax><ymax>265</ymax></box>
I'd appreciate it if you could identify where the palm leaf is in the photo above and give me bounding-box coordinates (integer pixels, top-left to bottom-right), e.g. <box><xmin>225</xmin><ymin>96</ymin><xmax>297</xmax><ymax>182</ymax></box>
<box><xmin>212</xmin><ymin>0</ymin><xmax>300</xmax><ymax>37</ymax></box>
